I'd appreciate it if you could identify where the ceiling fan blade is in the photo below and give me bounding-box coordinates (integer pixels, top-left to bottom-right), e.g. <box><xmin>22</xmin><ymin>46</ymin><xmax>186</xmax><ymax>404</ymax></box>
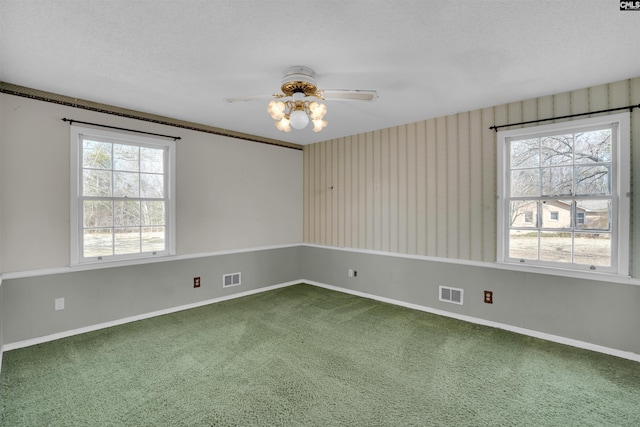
<box><xmin>224</xmin><ymin>94</ymin><xmax>275</xmax><ymax>103</ymax></box>
<box><xmin>318</xmin><ymin>89</ymin><xmax>378</xmax><ymax>102</ymax></box>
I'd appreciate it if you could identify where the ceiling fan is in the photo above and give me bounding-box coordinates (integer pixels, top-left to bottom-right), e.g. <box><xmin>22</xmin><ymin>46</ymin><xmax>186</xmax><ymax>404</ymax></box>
<box><xmin>224</xmin><ymin>66</ymin><xmax>378</xmax><ymax>132</ymax></box>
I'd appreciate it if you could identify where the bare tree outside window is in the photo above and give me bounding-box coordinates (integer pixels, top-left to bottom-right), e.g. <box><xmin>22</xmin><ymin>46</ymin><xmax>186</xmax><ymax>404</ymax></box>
<box><xmin>81</xmin><ymin>140</ymin><xmax>167</xmax><ymax>258</ymax></box>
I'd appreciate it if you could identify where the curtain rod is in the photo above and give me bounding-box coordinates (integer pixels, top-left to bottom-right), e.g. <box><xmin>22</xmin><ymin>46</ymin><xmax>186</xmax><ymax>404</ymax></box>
<box><xmin>62</xmin><ymin>118</ymin><xmax>182</xmax><ymax>141</ymax></box>
<box><xmin>489</xmin><ymin>103</ymin><xmax>640</xmax><ymax>132</ymax></box>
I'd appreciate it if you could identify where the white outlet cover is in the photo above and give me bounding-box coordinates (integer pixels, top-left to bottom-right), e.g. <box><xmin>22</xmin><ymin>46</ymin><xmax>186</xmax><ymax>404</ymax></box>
<box><xmin>55</xmin><ymin>297</ymin><xmax>65</xmax><ymax>310</ymax></box>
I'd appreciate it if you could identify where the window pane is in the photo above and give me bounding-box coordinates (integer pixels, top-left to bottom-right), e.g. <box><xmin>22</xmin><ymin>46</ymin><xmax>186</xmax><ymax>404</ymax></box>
<box><xmin>114</xmin><ymin>228</ymin><xmax>140</xmax><ymax>255</ymax></box>
<box><xmin>574</xmin><ymin>233</ymin><xmax>611</xmax><ymax>267</ymax></box>
<box><xmin>510</xmin><ymin>138</ymin><xmax>539</xmax><ymax>169</ymax></box>
<box><xmin>541</xmin><ymin>200</ymin><xmax>571</xmax><ymax>229</ymax></box>
<box><xmin>541</xmin><ymin>166</ymin><xmax>573</xmax><ymax>196</ymax></box>
<box><xmin>509</xmin><ymin>230</ymin><xmax>538</xmax><ymax>260</ymax></box>
<box><xmin>83</xmin><ymin>200</ymin><xmax>113</xmax><ymax>228</ymax></box>
<box><xmin>114</xmin><ymin>200</ymin><xmax>141</xmax><ymax>226</ymax></box>
<box><xmin>142</xmin><ymin>227</ymin><xmax>165</xmax><ymax>252</ymax></box>
<box><xmin>140</xmin><ymin>147</ymin><xmax>164</xmax><ymax>173</ymax></box>
<box><xmin>575</xmin><ymin>129</ymin><xmax>611</xmax><ymax>164</ymax></box>
<box><xmin>511</xmin><ymin>169</ymin><xmax>540</xmax><ymax>197</ymax></box>
<box><xmin>83</xmin><ymin>140</ymin><xmax>111</xmax><ymax>169</ymax></box>
<box><xmin>113</xmin><ymin>171</ymin><xmax>139</xmax><ymax>197</ymax></box>
<box><xmin>539</xmin><ymin>231</ymin><xmax>572</xmax><ymax>263</ymax></box>
<box><xmin>83</xmin><ymin>170</ymin><xmax>112</xmax><ymax>197</ymax></box>
<box><xmin>83</xmin><ymin>229</ymin><xmax>113</xmax><ymax>257</ymax></box>
<box><xmin>541</xmin><ymin>134</ymin><xmax>573</xmax><ymax>166</ymax></box>
<box><xmin>576</xmin><ymin>165</ymin><xmax>610</xmax><ymax>195</ymax></box>
<box><xmin>140</xmin><ymin>173</ymin><xmax>164</xmax><ymax>198</ymax></box>
<box><xmin>141</xmin><ymin>201</ymin><xmax>165</xmax><ymax>225</ymax></box>
<box><xmin>509</xmin><ymin>201</ymin><xmax>537</xmax><ymax>228</ymax></box>
<box><xmin>113</xmin><ymin>144</ymin><xmax>139</xmax><ymax>171</ymax></box>
<box><xmin>576</xmin><ymin>200</ymin><xmax>610</xmax><ymax>231</ymax></box>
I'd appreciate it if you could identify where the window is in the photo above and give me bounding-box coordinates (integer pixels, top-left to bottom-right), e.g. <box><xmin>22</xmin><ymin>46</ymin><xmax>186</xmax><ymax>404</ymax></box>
<box><xmin>524</xmin><ymin>211</ymin><xmax>533</xmax><ymax>223</ymax></box>
<box><xmin>71</xmin><ymin>126</ymin><xmax>176</xmax><ymax>264</ymax></box>
<box><xmin>497</xmin><ymin>113</ymin><xmax>630</xmax><ymax>275</ymax></box>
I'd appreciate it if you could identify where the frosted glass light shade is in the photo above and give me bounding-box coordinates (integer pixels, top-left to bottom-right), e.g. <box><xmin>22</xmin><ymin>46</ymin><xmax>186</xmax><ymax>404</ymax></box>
<box><xmin>312</xmin><ymin>119</ymin><xmax>328</xmax><ymax>132</ymax></box>
<box><xmin>267</xmin><ymin>100</ymin><xmax>286</xmax><ymax>120</ymax></box>
<box><xmin>308</xmin><ymin>102</ymin><xmax>327</xmax><ymax>120</ymax></box>
<box><xmin>275</xmin><ymin>117</ymin><xmax>291</xmax><ymax>132</ymax></box>
<box><xmin>289</xmin><ymin>109</ymin><xmax>309</xmax><ymax>129</ymax></box>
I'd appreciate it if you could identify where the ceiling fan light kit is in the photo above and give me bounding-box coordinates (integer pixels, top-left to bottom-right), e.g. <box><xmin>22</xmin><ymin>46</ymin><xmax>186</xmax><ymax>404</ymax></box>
<box><xmin>267</xmin><ymin>92</ymin><xmax>328</xmax><ymax>133</ymax></box>
<box><xmin>227</xmin><ymin>66</ymin><xmax>376</xmax><ymax>133</ymax></box>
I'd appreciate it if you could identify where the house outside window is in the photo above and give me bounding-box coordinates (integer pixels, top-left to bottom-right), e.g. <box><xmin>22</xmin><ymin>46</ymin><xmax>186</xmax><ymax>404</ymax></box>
<box><xmin>524</xmin><ymin>211</ymin><xmax>533</xmax><ymax>223</ymax></box>
<box><xmin>497</xmin><ymin>113</ymin><xmax>630</xmax><ymax>275</ymax></box>
<box><xmin>70</xmin><ymin>126</ymin><xmax>176</xmax><ymax>264</ymax></box>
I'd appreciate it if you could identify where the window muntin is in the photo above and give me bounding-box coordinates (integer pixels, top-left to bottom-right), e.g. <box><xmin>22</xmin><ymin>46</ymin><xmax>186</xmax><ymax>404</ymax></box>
<box><xmin>497</xmin><ymin>113</ymin><xmax>630</xmax><ymax>275</ymax></box>
<box><xmin>71</xmin><ymin>126</ymin><xmax>175</xmax><ymax>264</ymax></box>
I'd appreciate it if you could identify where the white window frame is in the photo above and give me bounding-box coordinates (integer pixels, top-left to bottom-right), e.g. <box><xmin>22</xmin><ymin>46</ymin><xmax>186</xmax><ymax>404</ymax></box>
<box><xmin>70</xmin><ymin>125</ymin><xmax>176</xmax><ymax>265</ymax></box>
<box><xmin>497</xmin><ymin>112</ymin><xmax>630</xmax><ymax>277</ymax></box>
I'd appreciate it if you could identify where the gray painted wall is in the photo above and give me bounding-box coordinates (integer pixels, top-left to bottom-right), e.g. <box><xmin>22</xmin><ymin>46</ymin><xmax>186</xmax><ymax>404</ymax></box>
<box><xmin>301</xmin><ymin>246</ymin><xmax>640</xmax><ymax>355</ymax></box>
<box><xmin>0</xmin><ymin>282</ymin><xmax>3</xmax><ymax>353</ymax></box>
<box><xmin>3</xmin><ymin>244</ymin><xmax>639</xmax><ymax>357</ymax></box>
<box><xmin>2</xmin><ymin>246</ymin><xmax>301</xmax><ymax>345</ymax></box>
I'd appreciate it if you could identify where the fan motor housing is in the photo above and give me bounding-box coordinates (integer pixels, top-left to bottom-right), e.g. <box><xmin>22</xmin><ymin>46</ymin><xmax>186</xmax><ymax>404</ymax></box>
<box><xmin>281</xmin><ymin>66</ymin><xmax>318</xmax><ymax>96</ymax></box>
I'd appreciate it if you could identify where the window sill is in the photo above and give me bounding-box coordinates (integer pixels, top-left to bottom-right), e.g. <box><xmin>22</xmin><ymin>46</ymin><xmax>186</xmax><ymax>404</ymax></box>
<box><xmin>494</xmin><ymin>261</ymin><xmax>637</xmax><ymax>285</ymax></box>
<box><xmin>70</xmin><ymin>253</ymin><xmax>176</xmax><ymax>271</ymax></box>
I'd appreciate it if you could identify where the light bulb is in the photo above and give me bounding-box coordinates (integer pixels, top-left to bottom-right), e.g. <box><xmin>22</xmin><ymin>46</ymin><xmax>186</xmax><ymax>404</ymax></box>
<box><xmin>267</xmin><ymin>100</ymin><xmax>285</xmax><ymax>120</ymax></box>
<box><xmin>275</xmin><ymin>116</ymin><xmax>291</xmax><ymax>132</ymax></box>
<box><xmin>289</xmin><ymin>109</ymin><xmax>309</xmax><ymax>129</ymax></box>
<box><xmin>308</xmin><ymin>102</ymin><xmax>327</xmax><ymax>120</ymax></box>
<box><xmin>312</xmin><ymin>119</ymin><xmax>328</xmax><ymax>132</ymax></box>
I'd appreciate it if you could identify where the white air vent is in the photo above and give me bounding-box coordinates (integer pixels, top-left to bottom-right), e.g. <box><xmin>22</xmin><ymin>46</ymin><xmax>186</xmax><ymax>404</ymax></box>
<box><xmin>223</xmin><ymin>272</ymin><xmax>241</xmax><ymax>288</ymax></box>
<box><xmin>439</xmin><ymin>286</ymin><xmax>463</xmax><ymax>305</ymax></box>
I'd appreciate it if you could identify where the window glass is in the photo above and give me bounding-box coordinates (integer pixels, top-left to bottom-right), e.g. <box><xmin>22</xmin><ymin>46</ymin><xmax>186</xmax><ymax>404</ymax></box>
<box><xmin>71</xmin><ymin>126</ymin><xmax>175</xmax><ymax>264</ymax></box>
<box><xmin>498</xmin><ymin>113</ymin><xmax>629</xmax><ymax>275</ymax></box>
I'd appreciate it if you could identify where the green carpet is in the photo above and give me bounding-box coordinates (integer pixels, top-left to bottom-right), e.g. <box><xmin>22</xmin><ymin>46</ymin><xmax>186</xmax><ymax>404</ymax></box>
<box><xmin>1</xmin><ymin>284</ymin><xmax>639</xmax><ymax>426</ymax></box>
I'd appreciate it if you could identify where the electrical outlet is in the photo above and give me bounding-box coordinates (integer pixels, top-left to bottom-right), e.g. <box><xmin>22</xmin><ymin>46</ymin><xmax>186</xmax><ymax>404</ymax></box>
<box><xmin>484</xmin><ymin>290</ymin><xmax>493</xmax><ymax>304</ymax></box>
<box><xmin>348</xmin><ymin>269</ymin><xmax>358</xmax><ymax>278</ymax></box>
<box><xmin>194</xmin><ymin>277</ymin><xmax>201</xmax><ymax>288</ymax></box>
<box><xmin>55</xmin><ymin>297</ymin><xmax>65</xmax><ymax>310</ymax></box>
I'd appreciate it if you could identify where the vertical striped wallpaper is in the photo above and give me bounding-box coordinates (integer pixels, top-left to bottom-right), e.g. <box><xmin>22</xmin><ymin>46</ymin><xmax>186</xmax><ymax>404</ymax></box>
<box><xmin>303</xmin><ymin>77</ymin><xmax>640</xmax><ymax>273</ymax></box>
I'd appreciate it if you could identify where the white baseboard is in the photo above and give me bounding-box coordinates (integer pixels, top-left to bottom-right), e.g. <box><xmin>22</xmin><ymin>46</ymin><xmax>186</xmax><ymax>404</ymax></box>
<box><xmin>1</xmin><ymin>281</ymin><xmax>300</xmax><ymax>353</ymax></box>
<box><xmin>303</xmin><ymin>280</ymin><xmax>640</xmax><ymax>363</ymax></box>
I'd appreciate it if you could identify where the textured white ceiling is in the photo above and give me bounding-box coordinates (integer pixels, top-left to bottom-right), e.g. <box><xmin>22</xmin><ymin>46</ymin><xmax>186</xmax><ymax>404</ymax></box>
<box><xmin>1</xmin><ymin>0</ymin><xmax>639</xmax><ymax>145</ymax></box>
